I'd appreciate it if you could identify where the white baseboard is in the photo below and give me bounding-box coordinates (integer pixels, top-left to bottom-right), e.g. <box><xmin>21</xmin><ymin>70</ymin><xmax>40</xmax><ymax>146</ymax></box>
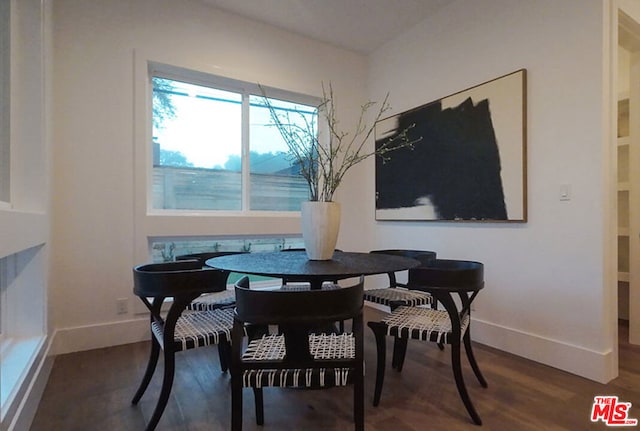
<box><xmin>363</xmin><ymin>303</ymin><xmax>616</xmax><ymax>384</ymax></box>
<box><xmin>472</xmin><ymin>318</ymin><xmax>616</xmax><ymax>384</ymax></box>
<box><xmin>51</xmin><ymin>318</ymin><xmax>149</xmax><ymax>356</ymax></box>
<box><xmin>49</xmin><ymin>309</ymin><xmax>616</xmax><ymax>384</ymax></box>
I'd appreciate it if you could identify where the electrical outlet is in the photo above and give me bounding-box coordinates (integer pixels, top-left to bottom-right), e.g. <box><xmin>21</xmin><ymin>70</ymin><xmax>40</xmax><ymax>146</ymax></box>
<box><xmin>116</xmin><ymin>298</ymin><xmax>129</xmax><ymax>315</ymax></box>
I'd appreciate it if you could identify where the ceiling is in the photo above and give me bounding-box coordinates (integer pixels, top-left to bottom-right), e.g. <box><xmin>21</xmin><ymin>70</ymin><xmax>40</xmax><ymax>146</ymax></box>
<box><xmin>201</xmin><ymin>0</ymin><xmax>453</xmax><ymax>54</ymax></box>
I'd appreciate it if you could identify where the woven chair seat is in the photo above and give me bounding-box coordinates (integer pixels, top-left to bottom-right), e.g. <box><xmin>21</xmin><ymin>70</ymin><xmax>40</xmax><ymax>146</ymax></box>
<box><xmin>364</xmin><ymin>287</ymin><xmax>432</xmax><ymax>307</ymax></box>
<box><xmin>381</xmin><ymin>306</ymin><xmax>469</xmax><ymax>344</ymax></box>
<box><xmin>278</xmin><ymin>283</ymin><xmax>341</xmax><ymax>292</ymax></box>
<box><xmin>151</xmin><ymin>308</ymin><xmax>235</xmax><ymax>351</ymax></box>
<box><xmin>187</xmin><ymin>290</ymin><xmax>236</xmax><ymax>310</ymax></box>
<box><xmin>241</xmin><ymin>333</ymin><xmax>356</xmax><ymax>388</ymax></box>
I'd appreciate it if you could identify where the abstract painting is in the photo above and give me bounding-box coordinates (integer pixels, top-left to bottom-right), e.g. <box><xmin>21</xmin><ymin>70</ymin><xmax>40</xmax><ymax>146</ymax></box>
<box><xmin>375</xmin><ymin>69</ymin><xmax>527</xmax><ymax>222</ymax></box>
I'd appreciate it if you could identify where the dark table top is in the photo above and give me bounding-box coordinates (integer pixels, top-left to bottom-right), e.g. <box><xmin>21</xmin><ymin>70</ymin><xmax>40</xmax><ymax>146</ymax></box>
<box><xmin>206</xmin><ymin>250</ymin><xmax>420</xmax><ymax>288</ymax></box>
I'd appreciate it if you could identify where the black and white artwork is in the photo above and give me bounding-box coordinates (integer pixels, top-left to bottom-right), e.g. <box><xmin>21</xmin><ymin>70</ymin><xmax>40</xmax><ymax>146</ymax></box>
<box><xmin>375</xmin><ymin>69</ymin><xmax>527</xmax><ymax>222</ymax></box>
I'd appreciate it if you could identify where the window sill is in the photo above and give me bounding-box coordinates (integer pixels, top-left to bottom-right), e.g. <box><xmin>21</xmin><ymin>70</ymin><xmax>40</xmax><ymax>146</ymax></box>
<box><xmin>145</xmin><ymin>209</ymin><xmax>301</xmax><ymax>217</ymax></box>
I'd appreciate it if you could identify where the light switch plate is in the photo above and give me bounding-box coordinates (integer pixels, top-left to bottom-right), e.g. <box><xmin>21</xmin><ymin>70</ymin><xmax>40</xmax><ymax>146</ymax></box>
<box><xmin>559</xmin><ymin>184</ymin><xmax>571</xmax><ymax>201</ymax></box>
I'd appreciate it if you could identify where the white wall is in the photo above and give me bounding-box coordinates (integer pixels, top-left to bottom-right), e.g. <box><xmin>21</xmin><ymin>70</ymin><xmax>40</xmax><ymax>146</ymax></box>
<box><xmin>50</xmin><ymin>0</ymin><xmax>368</xmax><ymax>353</ymax></box>
<box><xmin>364</xmin><ymin>0</ymin><xmax>614</xmax><ymax>382</ymax></box>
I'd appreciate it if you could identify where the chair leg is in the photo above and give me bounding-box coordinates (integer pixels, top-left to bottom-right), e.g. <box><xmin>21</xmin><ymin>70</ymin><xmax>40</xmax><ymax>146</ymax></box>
<box><xmin>451</xmin><ymin>342</ymin><xmax>482</xmax><ymax>425</ymax></box>
<box><xmin>432</xmin><ymin>303</ymin><xmax>445</xmax><ymax>351</ymax></box>
<box><xmin>391</xmin><ymin>336</ymin><xmax>399</xmax><ymax>369</ymax></box>
<box><xmin>368</xmin><ymin>322</ymin><xmax>387</xmax><ymax>406</ymax></box>
<box><xmin>218</xmin><ymin>339</ymin><xmax>230</xmax><ymax>373</ymax></box>
<box><xmin>463</xmin><ymin>331</ymin><xmax>488</xmax><ymax>388</ymax></box>
<box><xmin>231</xmin><ymin>374</ymin><xmax>243</xmax><ymax>431</ymax></box>
<box><xmin>354</xmin><ymin>363</ymin><xmax>364</xmax><ymax>431</ymax></box>
<box><xmin>253</xmin><ymin>387</ymin><xmax>264</xmax><ymax>425</ymax></box>
<box><xmin>392</xmin><ymin>336</ymin><xmax>409</xmax><ymax>372</ymax></box>
<box><xmin>132</xmin><ymin>338</ymin><xmax>160</xmax><ymax>404</ymax></box>
<box><xmin>145</xmin><ymin>350</ymin><xmax>176</xmax><ymax>431</ymax></box>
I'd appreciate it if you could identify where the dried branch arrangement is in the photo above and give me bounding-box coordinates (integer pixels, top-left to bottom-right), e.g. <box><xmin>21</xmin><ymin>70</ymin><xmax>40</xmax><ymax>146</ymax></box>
<box><xmin>261</xmin><ymin>82</ymin><xmax>420</xmax><ymax>202</ymax></box>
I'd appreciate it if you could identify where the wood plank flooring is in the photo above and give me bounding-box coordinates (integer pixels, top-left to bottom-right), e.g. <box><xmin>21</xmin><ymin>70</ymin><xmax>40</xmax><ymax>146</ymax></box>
<box><xmin>30</xmin><ymin>309</ymin><xmax>640</xmax><ymax>430</ymax></box>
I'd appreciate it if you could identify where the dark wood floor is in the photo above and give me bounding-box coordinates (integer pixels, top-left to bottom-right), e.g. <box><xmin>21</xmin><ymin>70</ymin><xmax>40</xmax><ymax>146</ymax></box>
<box><xmin>30</xmin><ymin>309</ymin><xmax>640</xmax><ymax>430</ymax></box>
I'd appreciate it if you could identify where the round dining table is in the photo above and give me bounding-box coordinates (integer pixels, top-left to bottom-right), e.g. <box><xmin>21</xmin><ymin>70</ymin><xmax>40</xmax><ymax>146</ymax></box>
<box><xmin>205</xmin><ymin>250</ymin><xmax>421</xmax><ymax>290</ymax></box>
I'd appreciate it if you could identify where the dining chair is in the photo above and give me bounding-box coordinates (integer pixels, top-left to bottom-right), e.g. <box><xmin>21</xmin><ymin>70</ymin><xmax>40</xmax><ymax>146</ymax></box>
<box><xmin>131</xmin><ymin>260</ymin><xmax>237</xmax><ymax>431</ymax></box>
<box><xmin>175</xmin><ymin>251</ymin><xmax>246</xmax><ymax>310</ymax></box>
<box><xmin>363</xmin><ymin>249</ymin><xmax>436</xmax><ymax>308</ymax></box>
<box><xmin>367</xmin><ymin>259</ymin><xmax>487</xmax><ymax>425</ymax></box>
<box><xmin>363</xmin><ymin>249</ymin><xmax>437</xmax><ymax>368</ymax></box>
<box><xmin>279</xmin><ymin>248</ymin><xmax>346</xmax><ymax>329</ymax></box>
<box><xmin>231</xmin><ymin>275</ymin><xmax>365</xmax><ymax>431</ymax></box>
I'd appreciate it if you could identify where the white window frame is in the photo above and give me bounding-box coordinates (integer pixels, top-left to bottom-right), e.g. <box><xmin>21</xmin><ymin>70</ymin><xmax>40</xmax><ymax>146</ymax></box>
<box><xmin>147</xmin><ymin>61</ymin><xmax>320</xmax><ymax>215</ymax></box>
<box><xmin>0</xmin><ymin>0</ymin><xmax>10</xmax><ymax>207</ymax></box>
<box><xmin>133</xmin><ymin>56</ymin><xmax>318</xmax><ymax>264</ymax></box>
<box><xmin>0</xmin><ymin>255</ymin><xmax>5</xmax><ymax>342</ymax></box>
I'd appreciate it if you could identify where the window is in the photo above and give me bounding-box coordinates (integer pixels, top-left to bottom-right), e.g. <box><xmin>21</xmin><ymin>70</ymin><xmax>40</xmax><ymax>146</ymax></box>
<box><xmin>151</xmin><ymin>236</ymin><xmax>304</xmax><ymax>262</ymax></box>
<box><xmin>150</xmin><ymin>65</ymin><xmax>318</xmax><ymax>212</ymax></box>
<box><xmin>151</xmin><ymin>236</ymin><xmax>305</xmax><ymax>284</ymax></box>
<box><xmin>0</xmin><ymin>0</ymin><xmax>10</xmax><ymax>204</ymax></box>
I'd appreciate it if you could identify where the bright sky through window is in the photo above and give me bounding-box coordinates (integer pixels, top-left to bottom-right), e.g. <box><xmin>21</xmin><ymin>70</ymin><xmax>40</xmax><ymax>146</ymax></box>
<box><xmin>153</xmin><ymin>80</ymin><xmax>242</xmax><ymax>168</ymax></box>
<box><xmin>153</xmin><ymin>79</ymin><xmax>317</xmax><ymax>171</ymax></box>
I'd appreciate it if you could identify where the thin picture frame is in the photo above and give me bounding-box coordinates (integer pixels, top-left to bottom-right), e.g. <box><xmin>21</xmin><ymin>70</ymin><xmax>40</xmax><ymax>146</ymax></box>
<box><xmin>375</xmin><ymin>69</ymin><xmax>527</xmax><ymax>222</ymax></box>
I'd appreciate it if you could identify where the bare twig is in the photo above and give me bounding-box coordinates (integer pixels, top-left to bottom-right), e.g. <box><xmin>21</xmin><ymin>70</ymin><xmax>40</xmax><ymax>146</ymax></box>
<box><xmin>260</xmin><ymin>82</ymin><xmax>421</xmax><ymax>202</ymax></box>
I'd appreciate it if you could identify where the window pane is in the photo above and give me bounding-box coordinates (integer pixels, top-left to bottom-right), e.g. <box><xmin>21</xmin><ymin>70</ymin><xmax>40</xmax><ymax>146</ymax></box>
<box><xmin>151</xmin><ymin>237</ymin><xmax>305</xmax><ymax>262</ymax></box>
<box><xmin>151</xmin><ymin>237</ymin><xmax>305</xmax><ymax>283</ymax></box>
<box><xmin>249</xmin><ymin>95</ymin><xmax>315</xmax><ymax>211</ymax></box>
<box><xmin>152</xmin><ymin>77</ymin><xmax>242</xmax><ymax>210</ymax></box>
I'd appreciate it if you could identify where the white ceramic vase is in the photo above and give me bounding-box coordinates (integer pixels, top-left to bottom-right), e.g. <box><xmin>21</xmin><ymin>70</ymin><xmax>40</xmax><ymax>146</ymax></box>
<box><xmin>301</xmin><ymin>201</ymin><xmax>341</xmax><ymax>260</ymax></box>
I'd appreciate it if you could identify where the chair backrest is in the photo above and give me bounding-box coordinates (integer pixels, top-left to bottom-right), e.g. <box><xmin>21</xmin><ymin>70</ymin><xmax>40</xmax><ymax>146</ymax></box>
<box><xmin>133</xmin><ymin>260</ymin><xmax>231</xmax><ymax>299</ymax></box>
<box><xmin>407</xmin><ymin>259</ymin><xmax>483</xmax><ymax>291</ymax></box>
<box><xmin>235</xmin><ymin>275</ymin><xmax>250</xmax><ymax>289</ymax></box>
<box><xmin>174</xmin><ymin>251</ymin><xmax>247</xmax><ymax>293</ymax></box>
<box><xmin>133</xmin><ymin>261</ymin><xmax>235</xmax><ymax>350</ymax></box>
<box><xmin>370</xmin><ymin>249</ymin><xmax>436</xmax><ymax>266</ymax></box>
<box><xmin>370</xmin><ymin>249</ymin><xmax>437</xmax><ymax>287</ymax></box>
<box><xmin>234</xmin><ymin>276</ymin><xmax>364</xmax><ymax>363</ymax></box>
<box><xmin>234</xmin><ymin>276</ymin><xmax>364</xmax><ymax>327</ymax></box>
<box><xmin>280</xmin><ymin>248</ymin><xmax>342</xmax><ymax>252</ymax></box>
<box><xmin>408</xmin><ymin>259</ymin><xmax>484</xmax><ymax>318</ymax></box>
